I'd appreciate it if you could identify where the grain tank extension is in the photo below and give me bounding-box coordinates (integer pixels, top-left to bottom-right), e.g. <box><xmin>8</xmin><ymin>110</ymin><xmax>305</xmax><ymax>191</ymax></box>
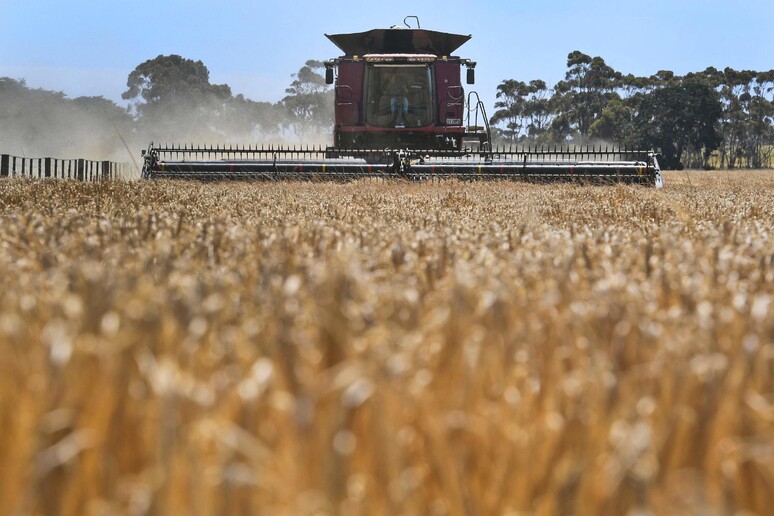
<box><xmin>141</xmin><ymin>18</ymin><xmax>663</xmax><ymax>187</ymax></box>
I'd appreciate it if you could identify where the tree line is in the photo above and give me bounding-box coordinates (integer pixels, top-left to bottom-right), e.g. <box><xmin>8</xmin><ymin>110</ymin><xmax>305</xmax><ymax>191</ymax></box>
<box><xmin>490</xmin><ymin>51</ymin><xmax>774</xmax><ymax>169</ymax></box>
<box><xmin>2</xmin><ymin>53</ymin><xmax>773</xmax><ymax>169</ymax></box>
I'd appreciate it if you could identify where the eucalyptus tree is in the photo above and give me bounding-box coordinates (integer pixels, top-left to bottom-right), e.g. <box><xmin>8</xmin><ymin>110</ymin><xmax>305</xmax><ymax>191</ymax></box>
<box><xmin>634</xmin><ymin>77</ymin><xmax>722</xmax><ymax>169</ymax></box>
<box><xmin>281</xmin><ymin>60</ymin><xmax>334</xmax><ymax>140</ymax></box>
<box><xmin>745</xmin><ymin>69</ymin><xmax>774</xmax><ymax>168</ymax></box>
<box><xmin>490</xmin><ymin>79</ymin><xmax>551</xmax><ymax>144</ymax></box>
<box><xmin>713</xmin><ymin>68</ymin><xmax>757</xmax><ymax>168</ymax></box>
<box><xmin>123</xmin><ymin>55</ymin><xmax>234</xmax><ymax>142</ymax></box>
<box><xmin>549</xmin><ymin>51</ymin><xmax>623</xmax><ymax>141</ymax></box>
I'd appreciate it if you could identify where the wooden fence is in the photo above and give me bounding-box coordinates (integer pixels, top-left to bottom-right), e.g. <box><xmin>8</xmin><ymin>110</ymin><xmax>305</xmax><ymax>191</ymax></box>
<box><xmin>0</xmin><ymin>154</ymin><xmax>132</xmax><ymax>180</ymax></box>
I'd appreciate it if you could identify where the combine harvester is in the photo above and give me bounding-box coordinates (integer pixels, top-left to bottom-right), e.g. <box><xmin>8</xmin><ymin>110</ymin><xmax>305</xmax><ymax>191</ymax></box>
<box><xmin>141</xmin><ymin>18</ymin><xmax>663</xmax><ymax>187</ymax></box>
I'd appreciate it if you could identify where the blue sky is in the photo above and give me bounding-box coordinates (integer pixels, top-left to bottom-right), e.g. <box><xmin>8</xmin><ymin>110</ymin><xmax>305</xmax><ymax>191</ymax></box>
<box><xmin>2</xmin><ymin>0</ymin><xmax>773</xmax><ymax>114</ymax></box>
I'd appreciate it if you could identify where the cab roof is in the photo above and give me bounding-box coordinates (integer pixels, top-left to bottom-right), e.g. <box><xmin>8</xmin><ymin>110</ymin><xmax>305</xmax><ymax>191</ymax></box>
<box><xmin>325</xmin><ymin>27</ymin><xmax>471</xmax><ymax>56</ymax></box>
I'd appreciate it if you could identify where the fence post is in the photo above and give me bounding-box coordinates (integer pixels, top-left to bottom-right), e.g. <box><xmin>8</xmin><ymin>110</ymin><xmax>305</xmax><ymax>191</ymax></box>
<box><xmin>0</xmin><ymin>155</ymin><xmax>127</xmax><ymax>180</ymax></box>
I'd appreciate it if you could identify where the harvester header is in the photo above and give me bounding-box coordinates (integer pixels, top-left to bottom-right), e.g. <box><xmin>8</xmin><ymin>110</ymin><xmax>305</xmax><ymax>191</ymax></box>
<box><xmin>141</xmin><ymin>17</ymin><xmax>663</xmax><ymax>187</ymax></box>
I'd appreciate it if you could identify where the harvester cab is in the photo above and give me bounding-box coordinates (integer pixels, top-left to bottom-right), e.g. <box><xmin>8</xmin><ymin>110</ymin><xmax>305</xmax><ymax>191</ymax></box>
<box><xmin>140</xmin><ymin>17</ymin><xmax>663</xmax><ymax>187</ymax></box>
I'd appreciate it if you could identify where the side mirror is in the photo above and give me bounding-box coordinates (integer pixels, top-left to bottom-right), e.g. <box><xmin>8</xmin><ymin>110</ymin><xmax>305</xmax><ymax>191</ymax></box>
<box><xmin>466</xmin><ymin>67</ymin><xmax>475</xmax><ymax>85</ymax></box>
<box><xmin>325</xmin><ymin>67</ymin><xmax>334</xmax><ymax>85</ymax></box>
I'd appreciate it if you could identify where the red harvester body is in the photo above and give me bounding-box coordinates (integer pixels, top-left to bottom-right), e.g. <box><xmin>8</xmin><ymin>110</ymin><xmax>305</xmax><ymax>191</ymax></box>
<box><xmin>325</xmin><ymin>26</ymin><xmax>486</xmax><ymax>151</ymax></box>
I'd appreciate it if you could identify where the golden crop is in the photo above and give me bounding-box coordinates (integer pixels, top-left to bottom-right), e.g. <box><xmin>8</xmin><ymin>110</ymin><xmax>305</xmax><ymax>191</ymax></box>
<box><xmin>0</xmin><ymin>171</ymin><xmax>773</xmax><ymax>515</ymax></box>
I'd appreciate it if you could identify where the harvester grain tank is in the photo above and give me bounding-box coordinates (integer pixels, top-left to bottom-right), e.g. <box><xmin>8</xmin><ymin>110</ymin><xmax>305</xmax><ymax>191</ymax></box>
<box><xmin>141</xmin><ymin>18</ymin><xmax>663</xmax><ymax>187</ymax></box>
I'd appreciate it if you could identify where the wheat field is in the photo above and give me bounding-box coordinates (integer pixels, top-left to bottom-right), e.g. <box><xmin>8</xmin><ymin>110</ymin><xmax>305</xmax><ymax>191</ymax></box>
<box><xmin>0</xmin><ymin>171</ymin><xmax>773</xmax><ymax>515</ymax></box>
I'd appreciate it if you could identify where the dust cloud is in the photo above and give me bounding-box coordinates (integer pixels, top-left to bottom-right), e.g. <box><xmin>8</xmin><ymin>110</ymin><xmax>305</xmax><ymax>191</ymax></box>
<box><xmin>0</xmin><ymin>78</ymin><xmax>137</xmax><ymax>162</ymax></box>
<box><xmin>0</xmin><ymin>77</ymin><xmax>335</xmax><ymax>165</ymax></box>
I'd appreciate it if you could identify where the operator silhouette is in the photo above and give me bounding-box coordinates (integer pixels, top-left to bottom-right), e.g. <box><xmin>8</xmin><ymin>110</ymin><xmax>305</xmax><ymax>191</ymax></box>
<box><xmin>389</xmin><ymin>77</ymin><xmax>409</xmax><ymax>127</ymax></box>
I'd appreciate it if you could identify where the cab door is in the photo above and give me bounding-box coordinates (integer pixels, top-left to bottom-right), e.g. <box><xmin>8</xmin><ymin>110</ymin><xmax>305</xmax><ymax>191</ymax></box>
<box><xmin>434</xmin><ymin>59</ymin><xmax>463</xmax><ymax>127</ymax></box>
<box><xmin>335</xmin><ymin>60</ymin><xmax>364</xmax><ymax>126</ymax></box>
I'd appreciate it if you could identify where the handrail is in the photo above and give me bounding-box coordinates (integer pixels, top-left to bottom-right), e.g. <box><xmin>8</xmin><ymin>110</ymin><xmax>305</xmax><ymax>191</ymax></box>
<box><xmin>336</xmin><ymin>84</ymin><xmax>354</xmax><ymax>106</ymax></box>
<box><xmin>466</xmin><ymin>91</ymin><xmax>492</xmax><ymax>154</ymax></box>
<box><xmin>446</xmin><ymin>85</ymin><xmax>464</xmax><ymax>108</ymax></box>
<box><xmin>403</xmin><ymin>16</ymin><xmax>421</xmax><ymax>29</ymax></box>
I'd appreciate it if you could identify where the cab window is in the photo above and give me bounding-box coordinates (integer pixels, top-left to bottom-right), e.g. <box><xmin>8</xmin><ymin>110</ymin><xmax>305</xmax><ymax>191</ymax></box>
<box><xmin>365</xmin><ymin>65</ymin><xmax>433</xmax><ymax>128</ymax></box>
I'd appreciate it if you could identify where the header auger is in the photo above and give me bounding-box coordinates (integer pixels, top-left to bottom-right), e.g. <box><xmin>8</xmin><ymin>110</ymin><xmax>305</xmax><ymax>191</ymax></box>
<box><xmin>141</xmin><ymin>18</ymin><xmax>664</xmax><ymax>187</ymax></box>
